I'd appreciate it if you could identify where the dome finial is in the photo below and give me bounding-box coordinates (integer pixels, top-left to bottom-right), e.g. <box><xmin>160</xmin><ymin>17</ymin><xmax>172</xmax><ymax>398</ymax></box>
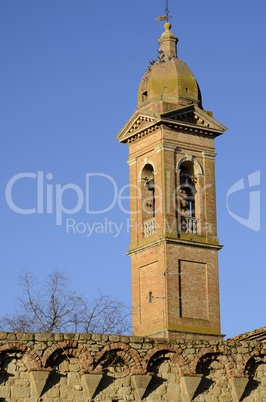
<box><xmin>158</xmin><ymin>19</ymin><xmax>178</xmax><ymax>58</ymax></box>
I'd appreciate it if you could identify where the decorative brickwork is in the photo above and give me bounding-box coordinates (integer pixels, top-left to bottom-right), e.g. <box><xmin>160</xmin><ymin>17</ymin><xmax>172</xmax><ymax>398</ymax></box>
<box><xmin>0</xmin><ymin>332</ymin><xmax>265</xmax><ymax>401</ymax></box>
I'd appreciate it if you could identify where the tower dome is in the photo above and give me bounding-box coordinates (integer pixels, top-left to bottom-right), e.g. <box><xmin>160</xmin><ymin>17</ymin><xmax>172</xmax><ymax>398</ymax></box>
<box><xmin>138</xmin><ymin>22</ymin><xmax>202</xmax><ymax>112</ymax></box>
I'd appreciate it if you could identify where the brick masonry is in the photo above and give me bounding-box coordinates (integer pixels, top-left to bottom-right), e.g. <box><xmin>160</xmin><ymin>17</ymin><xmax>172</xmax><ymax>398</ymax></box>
<box><xmin>0</xmin><ymin>332</ymin><xmax>265</xmax><ymax>401</ymax></box>
<box><xmin>125</xmin><ymin>119</ymin><xmax>224</xmax><ymax>338</ymax></box>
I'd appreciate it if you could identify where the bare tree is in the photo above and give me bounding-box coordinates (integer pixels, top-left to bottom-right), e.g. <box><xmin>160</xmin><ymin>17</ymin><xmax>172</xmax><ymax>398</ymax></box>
<box><xmin>0</xmin><ymin>271</ymin><xmax>131</xmax><ymax>334</ymax></box>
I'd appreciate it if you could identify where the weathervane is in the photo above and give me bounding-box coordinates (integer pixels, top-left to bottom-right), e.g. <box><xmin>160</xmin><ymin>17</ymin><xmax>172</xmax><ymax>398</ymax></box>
<box><xmin>156</xmin><ymin>0</ymin><xmax>172</xmax><ymax>22</ymax></box>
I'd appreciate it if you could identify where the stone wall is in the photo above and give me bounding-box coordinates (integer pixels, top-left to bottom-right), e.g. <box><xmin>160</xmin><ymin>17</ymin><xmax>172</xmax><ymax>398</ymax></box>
<box><xmin>0</xmin><ymin>332</ymin><xmax>265</xmax><ymax>401</ymax></box>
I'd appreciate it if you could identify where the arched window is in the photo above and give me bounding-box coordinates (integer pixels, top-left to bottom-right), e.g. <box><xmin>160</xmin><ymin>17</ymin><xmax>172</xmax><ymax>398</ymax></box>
<box><xmin>179</xmin><ymin>161</ymin><xmax>198</xmax><ymax>234</ymax></box>
<box><xmin>141</xmin><ymin>164</ymin><xmax>156</xmax><ymax>237</ymax></box>
<box><xmin>180</xmin><ymin>163</ymin><xmax>196</xmax><ymax>217</ymax></box>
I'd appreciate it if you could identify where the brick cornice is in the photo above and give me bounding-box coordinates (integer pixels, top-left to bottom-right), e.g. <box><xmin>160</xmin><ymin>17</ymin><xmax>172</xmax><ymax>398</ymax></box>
<box><xmin>127</xmin><ymin>236</ymin><xmax>222</xmax><ymax>255</ymax></box>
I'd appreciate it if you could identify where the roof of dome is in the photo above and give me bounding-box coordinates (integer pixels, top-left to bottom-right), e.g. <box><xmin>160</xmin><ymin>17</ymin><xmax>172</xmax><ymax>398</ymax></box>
<box><xmin>137</xmin><ymin>22</ymin><xmax>202</xmax><ymax>112</ymax></box>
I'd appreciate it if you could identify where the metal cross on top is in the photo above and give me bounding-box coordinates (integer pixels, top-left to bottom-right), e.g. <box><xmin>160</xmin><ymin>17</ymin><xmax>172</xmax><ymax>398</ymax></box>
<box><xmin>156</xmin><ymin>0</ymin><xmax>172</xmax><ymax>22</ymax></box>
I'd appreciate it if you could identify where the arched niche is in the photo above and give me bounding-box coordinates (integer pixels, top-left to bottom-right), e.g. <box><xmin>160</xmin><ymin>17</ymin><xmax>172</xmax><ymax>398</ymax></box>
<box><xmin>141</xmin><ymin>163</ymin><xmax>156</xmax><ymax>223</ymax></box>
<box><xmin>176</xmin><ymin>155</ymin><xmax>203</xmax><ymax>235</ymax></box>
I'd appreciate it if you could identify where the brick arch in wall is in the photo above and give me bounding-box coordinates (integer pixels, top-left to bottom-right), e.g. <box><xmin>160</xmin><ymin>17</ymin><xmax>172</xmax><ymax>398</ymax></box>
<box><xmin>93</xmin><ymin>342</ymin><xmax>143</xmax><ymax>374</ymax></box>
<box><xmin>42</xmin><ymin>340</ymin><xmax>93</xmax><ymax>373</ymax></box>
<box><xmin>0</xmin><ymin>342</ymin><xmax>42</xmax><ymax>371</ymax></box>
<box><xmin>42</xmin><ymin>340</ymin><xmax>78</xmax><ymax>368</ymax></box>
<box><xmin>244</xmin><ymin>352</ymin><xmax>266</xmax><ymax>376</ymax></box>
<box><xmin>77</xmin><ymin>345</ymin><xmax>94</xmax><ymax>373</ymax></box>
<box><xmin>142</xmin><ymin>345</ymin><xmax>187</xmax><ymax>376</ymax></box>
<box><xmin>138</xmin><ymin>160</ymin><xmax>157</xmax><ymax>183</ymax></box>
<box><xmin>192</xmin><ymin>346</ymin><xmax>239</xmax><ymax>378</ymax></box>
<box><xmin>176</xmin><ymin>155</ymin><xmax>203</xmax><ymax>176</ymax></box>
<box><xmin>241</xmin><ymin>352</ymin><xmax>266</xmax><ymax>400</ymax></box>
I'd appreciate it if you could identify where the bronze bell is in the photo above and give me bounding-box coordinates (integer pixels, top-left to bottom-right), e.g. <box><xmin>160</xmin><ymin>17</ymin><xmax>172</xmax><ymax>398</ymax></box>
<box><xmin>146</xmin><ymin>179</ymin><xmax>154</xmax><ymax>191</ymax></box>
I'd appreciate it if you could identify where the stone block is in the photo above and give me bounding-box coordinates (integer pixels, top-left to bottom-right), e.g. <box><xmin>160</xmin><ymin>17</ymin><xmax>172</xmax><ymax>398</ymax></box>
<box><xmin>92</xmin><ymin>334</ymin><xmax>102</xmax><ymax>342</ymax></box>
<box><xmin>229</xmin><ymin>377</ymin><xmax>249</xmax><ymax>402</ymax></box>
<box><xmin>11</xmin><ymin>382</ymin><xmax>31</xmax><ymax>398</ymax></box>
<box><xmin>131</xmin><ymin>374</ymin><xmax>152</xmax><ymax>400</ymax></box>
<box><xmin>29</xmin><ymin>370</ymin><xmax>50</xmax><ymax>398</ymax></box>
<box><xmin>35</xmin><ymin>333</ymin><xmax>52</xmax><ymax>342</ymax></box>
<box><xmin>81</xmin><ymin>373</ymin><xmax>103</xmax><ymax>399</ymax></box>
<box><xmin>180</xmin><ymin>375</ymin><xmax>202</xmax><ymax>402</ymax></box>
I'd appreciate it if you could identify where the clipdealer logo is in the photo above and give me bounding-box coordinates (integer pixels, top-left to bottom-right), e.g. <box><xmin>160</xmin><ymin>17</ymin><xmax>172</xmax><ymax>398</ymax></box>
<box><xmin>5</xmin><ymin>171</ymin><xmax>131</xmax><ymax>226</ymax></box>
<box><xmin>226</xmin><ymin>170</ymin><xmax>261</xmax><ymax>232</ymax></box>
<box><xmin>4</xmin><ymin>170</ymin><xmax>261</xmax><ymax>232</ymax></box>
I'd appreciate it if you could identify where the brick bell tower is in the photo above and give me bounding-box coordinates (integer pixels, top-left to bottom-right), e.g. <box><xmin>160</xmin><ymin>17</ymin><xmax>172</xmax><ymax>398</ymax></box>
<box><xmin>117</xmin><ymin>22</ymin><xmax>226</xmax><ymax>340</ymax></box>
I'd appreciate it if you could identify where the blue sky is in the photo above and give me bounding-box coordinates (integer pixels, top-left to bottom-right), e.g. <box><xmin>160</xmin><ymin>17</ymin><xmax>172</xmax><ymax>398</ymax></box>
<box><xmin>0</xmin><ymin>0</ymin><xmax>265</xmax><ymax>338</ymax></box>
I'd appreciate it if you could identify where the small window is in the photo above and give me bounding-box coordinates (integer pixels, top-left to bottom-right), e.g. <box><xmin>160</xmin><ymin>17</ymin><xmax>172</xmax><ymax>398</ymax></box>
<box><xmin>142</xmin><ymin>91</ymin><xmax>148</xmax><ymax>102</ymax></box>
<box><xmin>148</xmin><ymin>291</ymin><xmax>153</xmax><ymax>303</ymax></box>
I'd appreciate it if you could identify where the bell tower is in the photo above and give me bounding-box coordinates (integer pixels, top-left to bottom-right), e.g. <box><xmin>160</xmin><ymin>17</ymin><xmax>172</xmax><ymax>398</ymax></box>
<box><xmin>117</xmin><ymin>22</ymin><xmax>226</xmax><ymax>340</ymax></box>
